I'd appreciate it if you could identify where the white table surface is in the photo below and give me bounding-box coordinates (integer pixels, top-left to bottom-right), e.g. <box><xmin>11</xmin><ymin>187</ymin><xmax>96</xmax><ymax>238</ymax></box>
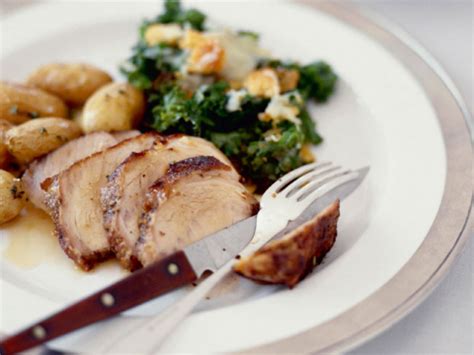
<box><xmin>1</xmin><ymin>1</ymin><xmax>472</xmax><ymax>354</ymax></box>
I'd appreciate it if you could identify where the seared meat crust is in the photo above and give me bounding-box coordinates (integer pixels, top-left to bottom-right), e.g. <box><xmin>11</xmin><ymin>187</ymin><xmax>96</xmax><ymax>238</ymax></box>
<box><xmin>43</xmin><ymin>133</ymin><xmax>158</xmax><ymax>270</ymax></box>
<box><xmin>101</xmin><ymin>135</ymin><xmax>233</xmax><ymax>270</ymax></box>
<box><xmin>136</xmin><ymin>156</ymin><xmax>258</xmax><ymax>267</ymax></box>
<box><xmin>234</xmin><ymin>200</ymin><xmax>340</xmax><ymax>287</ymax></box>
<box><xmin>23</xmin><ymin>132</ymin><xmax>117</xmax><ymax>210</ymax></box>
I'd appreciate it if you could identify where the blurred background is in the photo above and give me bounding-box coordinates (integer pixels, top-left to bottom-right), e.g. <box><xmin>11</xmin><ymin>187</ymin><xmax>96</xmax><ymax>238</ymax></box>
<box><xmin>1</xmin><ymin>1</ymin><xmax>472</xmax><ymax>354</ymax></box>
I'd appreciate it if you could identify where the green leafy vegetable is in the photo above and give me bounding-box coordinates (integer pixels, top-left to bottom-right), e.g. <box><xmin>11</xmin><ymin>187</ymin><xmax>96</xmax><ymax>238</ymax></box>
<box><xmin>151</xmin><ymin>84</ymin><xmax>196</xmax><ymax>133</ymax></box>
<box><xmin>149</xmin><ymin>81</ymin><xmax>270</xmax><ymax>134</ymax></box>
<box><xmin>121</xmin><ymin>0</ymin><xmax>337</xmax><ymax>190</ymax></box>
<box><xmin>258</xmin><ymin>58</ymin><xmax>338</xmax><ymax>101</ymax></box>
<box><xmin>299</xmin><ymin>108</ymin><xmax>322</xmax><ymax>144</ymax></box>
<box><xmin>155</xmin><ymin>0</ymin><xmax>206</xmax><ymax>31</ymax></box>
<box><xmin>298</xmin><ymin>62</ymin><xmax>338</xmax><ymax>102</ymax></box>
<box><xmin>209</xmin><ymin>124</ymin><xmax>307</xmax><ymax>189</ymax></box>
<box><xmin>146</xmin><ymin>80</ymin><xmax>308</xmax><ymax>189</ymax></box>
<box><xmin>121</xmin><ymin>0</ymin><xmax>205</xmax><ymax>89</ymax></box>
<box><xmin>121</xmin><ymin>43</ymin><xmax>184</xmax><ymax>90</ymax></box>
<box><xmin>244</xmin><ymin>123</ymin><xmax>306</xmax><ymax>186</ymax></box>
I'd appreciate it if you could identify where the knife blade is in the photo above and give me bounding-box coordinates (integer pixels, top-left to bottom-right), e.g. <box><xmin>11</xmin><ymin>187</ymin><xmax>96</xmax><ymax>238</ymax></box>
<box><xmin>0</xmin><ymin>216</ymin><xmax>257</xmax><ymax>355</ymax></box>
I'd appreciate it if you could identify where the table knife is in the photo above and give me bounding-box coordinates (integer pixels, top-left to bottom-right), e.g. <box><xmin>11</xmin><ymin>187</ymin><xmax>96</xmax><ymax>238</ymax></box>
<box><xmin>0</xmin><ymin>216</ymin><xmax>257</xmax><ymax>355</ymax></box>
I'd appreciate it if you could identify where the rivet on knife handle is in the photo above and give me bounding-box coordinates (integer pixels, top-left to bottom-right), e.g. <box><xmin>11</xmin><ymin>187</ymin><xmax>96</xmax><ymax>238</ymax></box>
<box><xmin>0</xmin><ymin>251</ymin><xmax>198</xmax><ymax>355</ymax></box>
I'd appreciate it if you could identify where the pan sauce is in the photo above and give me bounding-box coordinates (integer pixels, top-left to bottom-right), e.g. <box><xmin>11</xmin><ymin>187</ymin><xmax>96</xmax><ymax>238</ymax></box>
<box><xmin>2</xmin><ymin>203</ymin><xmax>62</xmax><ymax>268</ymax></box>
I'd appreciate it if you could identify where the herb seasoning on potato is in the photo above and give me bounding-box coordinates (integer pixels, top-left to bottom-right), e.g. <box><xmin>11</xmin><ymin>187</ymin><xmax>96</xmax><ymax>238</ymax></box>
<box><xmin>0</xmin><ymin>81</ymin><xmax>68</xmax><ymax>124</ymax></box>
<box><xmin>27</xmin><ymin>63</ymin><xmax>113</xmax><ymax>106</ymax></box>
<box><xmin>5</xmin><ymin>118</ymin><xmax>82</xmax><ymax>163</ymax></box>
<box><xmin>81</xmin><ymin>82</ymin><xmax>145</xmax><ymax>133</ymax></box>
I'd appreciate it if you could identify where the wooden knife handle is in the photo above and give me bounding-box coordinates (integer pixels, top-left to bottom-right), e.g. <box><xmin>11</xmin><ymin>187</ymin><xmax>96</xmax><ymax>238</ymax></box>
<box><xmin>0</xmin><ymin>251</ymin><xmax>197</xmax><ymax>355</ymax></box>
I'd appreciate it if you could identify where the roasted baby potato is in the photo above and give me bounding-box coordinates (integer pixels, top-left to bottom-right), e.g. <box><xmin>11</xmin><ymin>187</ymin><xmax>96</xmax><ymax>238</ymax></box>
<box><xmin>0</xmin><ymin>120</ymin><xmax>13</xmax><ymax>169</ymax></box>
<box><xmin>6</xmin><ymin>118</ymin><xmax>82</xmax><ymax>163</ymax></box>
<box><xmin>27</xmin><ymin>63</ymin><xmax>113</xmax><ymax>106</ymax></box>
<box><xmin>0</xmin><ymin>81</ymin><xmax>68</xmax><ymax>124</ymax></box>
<box><xmin>81</xmin><ymin>82</ymin><xmax>145</xmax><ymax>133</ymax></box>
<box><xmin>0</xmin><ymin>169</ymin><xmax>26</xmax><ymax>224</ymax></box>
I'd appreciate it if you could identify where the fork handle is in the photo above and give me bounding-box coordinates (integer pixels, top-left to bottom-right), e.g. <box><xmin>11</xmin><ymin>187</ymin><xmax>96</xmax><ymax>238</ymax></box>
<box><xmin>100</xmin><ymin>258</ymin><xmax>235</xmax><ymax>354</ymax></box>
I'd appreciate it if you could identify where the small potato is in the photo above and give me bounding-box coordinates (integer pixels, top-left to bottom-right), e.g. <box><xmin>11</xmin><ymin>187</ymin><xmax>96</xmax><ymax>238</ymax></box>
<box><xmin>81</xmin><ymin>83</ymin><xmax>145</xmax><ymax>133</ymax></box>
<box><xmin>0</xmin><ymin>120</ymin><xmax>13</xmax><ymax>169</ymax></box>
<box><xmin>0</xmin><ymin>81</ymin><xmax>68</xmax><ymax>124</ymax></box>
<box><xmin>27</xmin><ymin>63</ymin><xmax>113</xmax><ymax>106</ymax></box>
<box><xmin>6</xmin><ymin>118</ymin><xmax>82</xmax><ymax>163</ymax></box>
<box><xmin>0</xmin><ymin>169</ymin><xmax>26</xmax><ymax>225</ymax></box>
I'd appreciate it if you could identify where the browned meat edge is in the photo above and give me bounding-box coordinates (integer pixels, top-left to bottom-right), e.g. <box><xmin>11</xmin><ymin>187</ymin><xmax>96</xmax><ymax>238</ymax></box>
<box><xmin>101</xmin><ymin>150</ymin><xmax>152</xmax><ymax>271</ymax></box>
<box><xmin>140</xmin><ymin>155</ymin><xmax>232</xmax><ymax>229</ymax></box>
<box><xmin>43</xmin><ymin>176</ymin><xmax>114</xmax><ymax>270</ymax></box>
<box><xmin>137</xmin><ymin>156</ymin><xmax>250</xmax><ymax>251</ymax></box>
<box><xmin>145</xmin><ymin>155</ymin><xmax>231</xmax><ymax>208</ymax></box>
<box><xmin>102</xmin><ymin>134</ymin><xmax>184</xmax><ymax>225</ymax></box>
<box><xmin>42</xmin><ymin>132</ymin><xmax>160</xmax><ymax>271</ymax></box>
<box><xmin>234</xmin><ymin>199</ymin><xmax>340</xmax><ymax>288</ymax></box>
<box><xmin>101</xmin><ymin>134</ymin><xmax>175</xmax><ymax>270</ymax></box>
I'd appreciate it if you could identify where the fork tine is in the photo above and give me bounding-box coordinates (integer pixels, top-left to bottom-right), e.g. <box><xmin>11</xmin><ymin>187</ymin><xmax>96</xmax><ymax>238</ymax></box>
<box><xmin>295</xmin><ymin>169</ymin><xmax>353</xmax><ymax>201</ymax></box>
<box><xmin>261</xmin><ymin>161</ymin><xmax>331</xmax><ymax>201</ymax></box>
<box><xmin>296</xmin><ymin>167</ymin><xmax>368</xmax><ymax>204</ymax></box>
<box><xmin>282</xmin><ymin>165</ymin><xmax>342</xmax><ymax>197</ymax></box>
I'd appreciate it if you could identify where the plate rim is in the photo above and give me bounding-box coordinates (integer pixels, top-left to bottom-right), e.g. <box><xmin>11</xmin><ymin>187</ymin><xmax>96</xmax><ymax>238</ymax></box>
<box><xmin>243</xmin><ymin>1</ymin><xmax>473</xmax><ymax>353</ymax></box>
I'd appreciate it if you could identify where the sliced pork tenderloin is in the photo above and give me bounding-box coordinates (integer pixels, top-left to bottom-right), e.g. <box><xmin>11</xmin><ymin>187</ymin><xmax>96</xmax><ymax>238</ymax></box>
<box><xmin>23</xmin><ymin>131</ymin><xmax>118</xmax><ymax>210</ymax></box>
<box><xmin>43</xmin><ymin>133</ymin><xmax>159</xmax><ymax>270</ymax></box>
<box><xmin>234</xmin><ymin>200</ymin><xmax>340</xmax><ymax>288</ymax></box>
<box><xmin>136</xmin><ymin>156</ymin><xmax>258</xmax><ymax>267</ymax></box>
<box><xmin>101</xmin><ymin>135</ymin><xmax>234</xmax><ymax>270</ymax></box>
<box><xmin>110</xmin><ymin>130</ymin><xmax>141</xmax><ymax>141</ymax></box>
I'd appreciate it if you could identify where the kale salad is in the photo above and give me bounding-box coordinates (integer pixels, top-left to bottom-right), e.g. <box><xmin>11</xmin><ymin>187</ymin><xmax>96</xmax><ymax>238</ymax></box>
<box><xmin>122</xmin><ymin>0</ymin><xmax>337</xmax><ymax>191</ymax></box>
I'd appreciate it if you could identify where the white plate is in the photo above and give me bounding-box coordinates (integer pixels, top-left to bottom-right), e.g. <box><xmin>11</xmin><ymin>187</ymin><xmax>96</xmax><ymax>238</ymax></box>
<box><xmin>0</xmin><ymin>1</ymin><xmax>472</xmax><ymax>353</ymax></box>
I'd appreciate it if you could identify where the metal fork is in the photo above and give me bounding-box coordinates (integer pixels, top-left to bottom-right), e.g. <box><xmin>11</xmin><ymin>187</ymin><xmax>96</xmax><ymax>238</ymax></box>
<box><xmin>98</xmin><ymin>162</ymin><xmax>369</xmax><ymax>353</ymax></box>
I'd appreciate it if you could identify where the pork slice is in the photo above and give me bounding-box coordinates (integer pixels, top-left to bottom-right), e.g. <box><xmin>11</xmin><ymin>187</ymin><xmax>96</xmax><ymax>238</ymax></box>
<box><xmin>234</xmin><ymin>200</ymin><xmax>340</xmax><ymax>288</ymax></box>
<box><xmin>111</xmin><ymin>130</ymin><xmax>141</xmax><ymax>142</ymax></box>
<box><xmin>23</xmin><ymin>132</ymin><xmax>117</xmax><ymax>210</ymax></box>
<box><xmin>136</xmin><ymin>156</ymin><xmax>258</xmax><ymax>267</ymax></box>
<box><xmin>22</xmin><ymin>130</ymin><xmax>141</xmax><ymax>211</ymax></box>
<box><xmin>43</xmin><ymin>133</ymin><xmax>158</xmax><ymax>270</ymax></box>
<box><xmin>102</xmin><ymin>135</ymin><xmax>234</xmax><ymax>270</ymax></box>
